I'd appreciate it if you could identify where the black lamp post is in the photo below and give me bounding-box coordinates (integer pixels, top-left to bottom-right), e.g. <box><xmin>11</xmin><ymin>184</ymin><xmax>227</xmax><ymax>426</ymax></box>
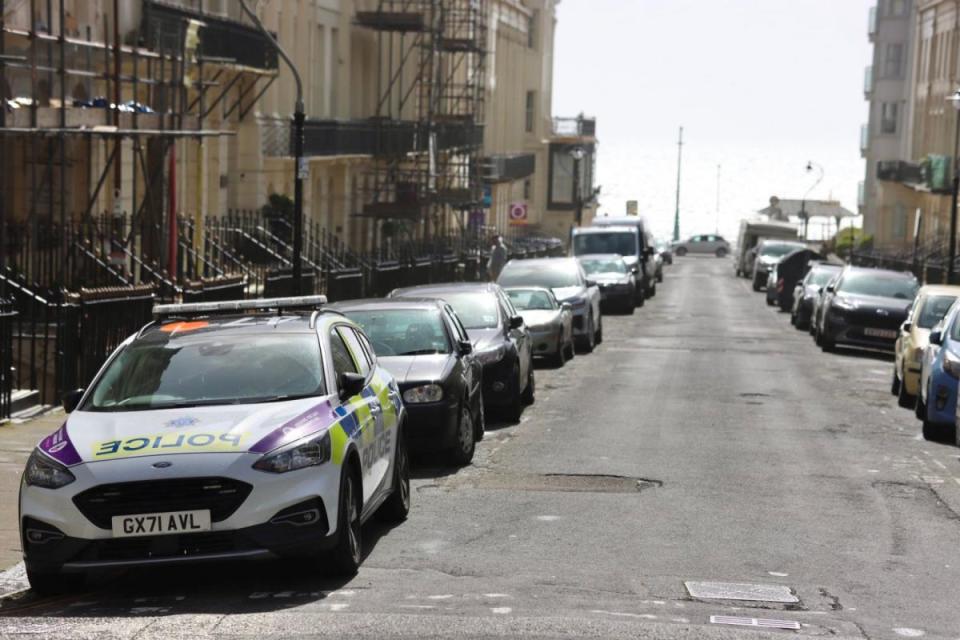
<box><xmin>570</xmin><ymin>146</ymin><xmax>585</xmax><ymax>226</ymax></box>
<box><xmin>239</xmin><ymin>0</ymin><xmax>306</xmax><ymax>293</ymax></box>
<box><xmin>800</xmin><ymin>161</ymin><xmax>824</xmax><ymax>240</ymax></box>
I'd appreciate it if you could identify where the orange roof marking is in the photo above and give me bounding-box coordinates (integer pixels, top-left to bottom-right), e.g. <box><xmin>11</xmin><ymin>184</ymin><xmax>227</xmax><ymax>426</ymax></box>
<box><xmin>160</xmin><ymin>321</ymin><xmax>210</xmax><ymax>333</ymax></box>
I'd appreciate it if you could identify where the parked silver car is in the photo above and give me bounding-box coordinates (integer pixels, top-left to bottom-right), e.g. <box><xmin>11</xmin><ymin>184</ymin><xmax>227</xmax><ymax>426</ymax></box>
<box><xmin>671</xmin><ymin>234</ymin><xmax>730</xmax><ymax>257</ymax></box>
<box><xmin>504</xmin><ymin>287</ymin><xmax>575</xmax><ymax>367</ymax></box>
<box><xmin>498</xmin><ymin>257</ymin><xmax>603</xmax><ymax>353</ymax></box>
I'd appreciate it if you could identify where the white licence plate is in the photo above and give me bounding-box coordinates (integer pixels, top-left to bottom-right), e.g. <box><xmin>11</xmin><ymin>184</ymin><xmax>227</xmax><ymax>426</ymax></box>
<box><xmin>111</xmin><ymin>510</ymin><xmax>211</xmax><ymax>538</ymax></box>
<box><xmin>864</xmin><ymin>328</ymin><xmax>896</xmax><ymax>339</ymax></box>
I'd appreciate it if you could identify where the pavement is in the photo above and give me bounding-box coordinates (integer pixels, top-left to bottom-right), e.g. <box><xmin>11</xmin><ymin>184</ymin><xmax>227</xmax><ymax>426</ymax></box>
<box><xmin>0</xmin><ymin>257</ymin><xmax>959</xmax><ymax>639</ymax></box>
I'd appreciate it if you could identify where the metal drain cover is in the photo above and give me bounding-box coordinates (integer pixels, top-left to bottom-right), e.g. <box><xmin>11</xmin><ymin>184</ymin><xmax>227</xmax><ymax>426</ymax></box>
<box><xmin>710</xmin><ymin>615</ymin><xmax>801</xmax><ymax>630</ymax></box>
<box><xmin>686</xmin><ymin>581</ymin><xmax>799</xmax><ymax>603</ymax></box>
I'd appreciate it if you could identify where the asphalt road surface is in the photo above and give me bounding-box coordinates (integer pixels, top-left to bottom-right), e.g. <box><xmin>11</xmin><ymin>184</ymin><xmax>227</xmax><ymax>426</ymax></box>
<box><xmin>2</xmin><ymin>257</ymin><xmax>960</xmax><ymax>639</ymax></box>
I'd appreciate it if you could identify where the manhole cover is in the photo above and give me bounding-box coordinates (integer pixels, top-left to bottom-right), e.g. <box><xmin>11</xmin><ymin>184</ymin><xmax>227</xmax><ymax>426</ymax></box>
<box><xmin>686</xmin><ymin>581</ymin><xmax>798</xmax><ymax>603</ymax></box>
<box><xmin>710</xmin><ymin>615</ymin><xmax>801</xmax><ymax>630</ymax></box>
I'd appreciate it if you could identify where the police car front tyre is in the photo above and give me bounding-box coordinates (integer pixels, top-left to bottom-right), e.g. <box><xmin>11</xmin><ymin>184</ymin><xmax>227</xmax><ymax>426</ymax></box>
<box><xmin>26</xmin><ymin>567</ymin><xmax>84</xmax><ymax>596</ymax></box>
<box><xmin>325</xmin><ymin>465</ymin><xmax>363</xmax><ymax>577</ymax></box>
<box><xmin>381</xmin><ymin>430</ymin><xmax>411</xmax><ymax>522</ymax></box>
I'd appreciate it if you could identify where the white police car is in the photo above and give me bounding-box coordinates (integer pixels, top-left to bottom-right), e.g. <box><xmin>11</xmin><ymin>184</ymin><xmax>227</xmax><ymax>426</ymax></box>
<box><xmin>19</xmin><ymin>297</ymin><xmax>409</xmax><ymax>593</ymax></box>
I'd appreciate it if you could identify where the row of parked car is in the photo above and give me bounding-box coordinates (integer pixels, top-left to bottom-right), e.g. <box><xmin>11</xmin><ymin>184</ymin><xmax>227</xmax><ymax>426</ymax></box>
<box><xmin>331</xmin><ymin>218</ymin><xmax>672</xmax><ymax>466</ymax></box>
<box><xmin>747</xmin><ymin>239</ymin><xmax>960</xmax><ymax>446</ymax></box>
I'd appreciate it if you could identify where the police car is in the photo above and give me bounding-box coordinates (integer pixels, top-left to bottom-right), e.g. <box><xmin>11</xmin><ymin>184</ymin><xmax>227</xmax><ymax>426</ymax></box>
<box><xmin>19</xmin><ymin>297</ymin><xmax>409</xmax><ymax>594</ymax></box>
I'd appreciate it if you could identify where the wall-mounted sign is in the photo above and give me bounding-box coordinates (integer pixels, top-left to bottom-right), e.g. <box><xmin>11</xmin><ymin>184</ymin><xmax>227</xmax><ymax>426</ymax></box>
<box><xmin>509</xmin><ymin>202</ymin><xmax>528</xmax><ymax>225</ymax></box>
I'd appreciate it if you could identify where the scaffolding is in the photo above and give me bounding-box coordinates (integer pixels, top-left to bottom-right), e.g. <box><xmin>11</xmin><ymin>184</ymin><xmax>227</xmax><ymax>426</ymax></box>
<box><xmin>0</xmin><ymin>0</ymin><xmax>278</xmax><ymax>294</ymax></box>
<box><xmin>355</xmin><ymin>0</ymin><xmax>487</xmax><ymax>239</ymax></box>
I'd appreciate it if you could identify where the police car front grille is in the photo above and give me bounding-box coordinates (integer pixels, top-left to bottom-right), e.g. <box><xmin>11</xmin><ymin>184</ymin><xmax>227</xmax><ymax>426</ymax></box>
<box><xmin>73</xmin><ymin>477</ymin><xmax>253</xmax><ymax>530</ymax></box>
<box><xmin>78</xmin><ymin>531</ymin><xmax>254</xmax><ymax>562</ymax></box>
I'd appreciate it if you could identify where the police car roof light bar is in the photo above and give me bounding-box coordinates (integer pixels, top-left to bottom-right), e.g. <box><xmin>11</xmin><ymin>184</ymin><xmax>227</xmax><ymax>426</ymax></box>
<box><xmin>153</xmin><ymin>295</ymin><xmax>328</xmax><ymax>318</ymax></box>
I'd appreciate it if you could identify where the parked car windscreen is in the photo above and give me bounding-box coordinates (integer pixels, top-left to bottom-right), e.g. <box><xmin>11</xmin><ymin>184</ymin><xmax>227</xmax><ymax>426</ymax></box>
<box><xmin>507</xmin><ymin>289</ymin><xmax>557</xmax><ymax>311</ymax></box>
<box><xmin>759</xmin><ymin>242</ymin><xmax>804</xmax><ymax>258</ymax></box>
<box><xmin>917</xmin><ymin>295</ymin><xmax>958</xmax><ymax>329</ymax></box>
<box><xmin>84</xmin><ymin>333</ymin><xmax>325</xmax><ymax>411</ymax></box>
<box><xmin>572</xmin><ymin>232</ymin><xmax>636</xmax><ymax>256</ymax></box>
<box><xmin>499</xmin><ymin>262</ymin><xmax>580</xmax><ymax>289</ymax></box>
<box><xmin>426</xmin><ymin>292</ymin><xmax>500</xmax><ymax>330</ymax></box>
<box><xmin>345</xmin><ymin>309</ymin><xmax>451</xmax><ymax>356</ymax></box>
<box><xmin>580</xmin><ymin>257</ymin><xmax>627</xmax><ymax>275</ymax></box>
<box><xmin>837</xmin><ymin>273</ymin><xmax>918</xmax><ymax>299</ymax></box>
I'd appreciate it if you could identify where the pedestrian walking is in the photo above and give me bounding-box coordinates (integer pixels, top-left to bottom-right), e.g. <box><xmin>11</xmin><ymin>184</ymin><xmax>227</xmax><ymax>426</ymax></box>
<box><xmin>487</xmin><ymin>235</ymin><xmax>508</xmax><ymax>281</ymax></box>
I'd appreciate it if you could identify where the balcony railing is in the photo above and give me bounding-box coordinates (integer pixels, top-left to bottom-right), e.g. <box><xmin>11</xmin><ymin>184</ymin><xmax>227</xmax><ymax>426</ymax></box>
<box><xmin>864</xmin><ymin>65</ymin><xmax>874</xmax><ymax>96</ymax></box>
<box><xmin>860</xmin><ymin>123</ymin><xmax>869</xmax><ymax>156</ymax></box>
<box><xmin>482</xmin><ymin>153</ymin><xmax>536</xmax><ymax>182</ymax></box>
<box><xmin>868</xmin><ymin>5</ymin><xmax>877</xmax><ymax>40</ymax></box>
<box><xmin>295</xmin><ymin>119</ymin><xmax>484</xmax><ymax>157</ymax></box>
<box><xmin>552</xmin><ymin>116</ymin><xmax>596</xmax><ymax>138</ymax></box>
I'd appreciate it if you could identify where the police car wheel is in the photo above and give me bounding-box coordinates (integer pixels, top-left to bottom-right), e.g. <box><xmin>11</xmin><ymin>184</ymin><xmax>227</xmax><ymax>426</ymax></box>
<box><xmin>27</xmin><ymin>567</ymin><xmax>84</xmax><ymax>595</ymax></box>
<box><xmin>449</xmin><ymin>402</ymin><xmax>476</xmax><ymax>466</ymax></box>
<box><xmin>326</xmin><ymin>465</ymin><xmax>363</xmax><ymax>576</ymax></box>
<box><xmin>381</xmin><ymin>429</ymin><xmax>411</xmax><ymax>522</ymax></box>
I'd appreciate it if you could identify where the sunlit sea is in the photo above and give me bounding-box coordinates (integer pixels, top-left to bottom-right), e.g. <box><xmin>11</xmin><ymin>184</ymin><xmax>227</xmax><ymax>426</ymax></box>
<box><xmin>593</xmin><ymin>139</ymin><xmax>864</xmax><ymax>244</ymax></box>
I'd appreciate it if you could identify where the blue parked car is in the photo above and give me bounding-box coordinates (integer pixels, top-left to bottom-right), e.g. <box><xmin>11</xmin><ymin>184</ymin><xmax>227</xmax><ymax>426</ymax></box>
<box><xmin>917</xmin><ymin>300</ymin><xmax>960</xmax><ymax>442</ymax></box>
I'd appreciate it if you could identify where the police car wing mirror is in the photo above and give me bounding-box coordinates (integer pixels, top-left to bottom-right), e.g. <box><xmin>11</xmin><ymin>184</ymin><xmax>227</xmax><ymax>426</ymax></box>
<box><xmin>458</xmin><ymin>340</ymin><xmax>473</xmax><ymax>355</ymax></box>
<box><xmin>930</xmin><ymin>329</ymin><xmax>943</xmax><ymax>346</ymax></box>
<box><xmin>339</xmin><ymin>372</ymin><xmax>366</xmax><ymax>401</ymax></box>
<box><xmin>509</xmin><ymin>315</ymin><xmax>524</xmax><ymax>330</ymax></box>
<box><xmin>62</xmin><ymin>389</ymin><xmax>84</xmax><ymax>413</ymax></box>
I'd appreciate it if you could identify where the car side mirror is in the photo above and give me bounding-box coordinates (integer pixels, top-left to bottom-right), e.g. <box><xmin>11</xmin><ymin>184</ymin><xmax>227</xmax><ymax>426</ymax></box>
<box><xmin>585</xmin><ymin>279</ymin><xmax>597</xmax><ymax>288</ymax></box>
<box><xmin>62</xmin><ymin>389</ymin><xmax>84</xmax><ymax>413</ymax></box>
<box><xmin>825</xmin><ymin>285</ymin><xmax>835</xmax><ymax>293</ymax></box>
<box><xmin>901</xmin><ymin>321</ymin><xmax>912</xmax><ymax>333</ymax></box>
<box><xmin>339</xmin><ymin>372</ymin><xmax>366</xmax><ymax>401</ymax></box>
<box><xmin>509</xmin><ymin>315</ymin><xmax>524</xmax><ymax>330</ymax></box>
<box><xmin>631</xmin><ymin>265</ymin><xmax>640</xmax><ymax>274</ymax></box>
<box><xmin>458</xmin><ymin>340</ymin><xmax>473</xmax><ymax>355</ymax></box>
<box><xmin>930</xmin><ymin>330</ymin><xmax>943</xmax><ymax>346</ymax></box>
<box><xmin>561</xmin><ymin>302</ymin><xmax>573</xmax><ymax>312</ymax></box>
<box><xmin>645</xmin><ymin>247</ymin><xmax>655</xmax><ymax>257</ymax></box>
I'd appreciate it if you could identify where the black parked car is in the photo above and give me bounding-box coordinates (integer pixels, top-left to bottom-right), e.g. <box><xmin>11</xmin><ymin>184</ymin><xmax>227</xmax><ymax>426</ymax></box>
<box><xmin>814</xmin><ymin>266</ymin><xmax>919</xmax><ymax>352</ymax></box>
<box><xmin>791</xmin><ymin>262</ymin><xmax>842</xmax><ymax>330</ymax></box>
<box><xmin>333</xmin><ymin>298</ymin><xmax>484</xmax><ymax>465</ymax></box>
<box><xmin>767</xmin><ymin>248</ymin><xmax>827</xmax><ymax>310</ymax></box>
<box><xmin>389</xmin><ymin>282</ymin><xmax>534</xmax><ymax>422</ymax></box>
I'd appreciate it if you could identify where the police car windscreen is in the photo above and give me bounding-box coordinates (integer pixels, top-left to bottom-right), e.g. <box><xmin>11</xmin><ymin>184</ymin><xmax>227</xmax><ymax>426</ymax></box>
<box><xmin>84</xmin><ymin>333</ymin><xmax>326</xmax><ymax>411</ymax></box>
<box><xmin>346</xmin><ymin>309</ymin><xmax>452</xmax><ymax>356</ymax></box>
<box><xmin>573</xmin><ymin>232</ymin><xmax>635</xmax><ymax>256</ymax></box>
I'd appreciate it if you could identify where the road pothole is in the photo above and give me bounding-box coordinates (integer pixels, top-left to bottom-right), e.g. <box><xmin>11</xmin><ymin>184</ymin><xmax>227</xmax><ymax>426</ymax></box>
<box><xmin>437</xmin><ymin>473</ymin><xmax>662</xmax><ymax>494</ymax></box>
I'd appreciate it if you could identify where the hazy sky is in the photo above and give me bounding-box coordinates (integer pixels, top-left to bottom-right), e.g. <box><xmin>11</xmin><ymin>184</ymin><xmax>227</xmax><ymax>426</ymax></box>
<box><xmin>552</xmin><ymin>0</ymin><xmax>874</xmax><ymax>239</ymax></box>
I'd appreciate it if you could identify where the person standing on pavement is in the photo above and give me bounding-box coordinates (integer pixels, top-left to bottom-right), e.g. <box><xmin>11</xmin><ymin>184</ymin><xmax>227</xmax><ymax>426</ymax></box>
<box><xmin>487</xmin><ymin>235</ymin><xmax>508</xmax><ymax>281</ymax></box>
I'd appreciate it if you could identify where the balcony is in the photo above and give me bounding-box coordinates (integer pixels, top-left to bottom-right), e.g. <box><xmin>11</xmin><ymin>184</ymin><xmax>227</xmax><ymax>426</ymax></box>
<box><xmin>482</xmin><ymin>153</ymin><xmax>536</xmax><ymax>183</ymax></box>
<box><xmin>294</xmin><ymin>119</ymin><xmax>483</xmax><ymax>157</ymax></box>
<box><xmin>552</xmin><ymin>116</ymin><xmax>596</xmax><ymax>140</ymax></box>
<box><xmin>860</xmin><ymin>123</ymin><xmax>869</xmax><ymax>157</ymax></box>
<box><xmin>876</xmin><ymin>160</ymin><xmax>922</xmax><ymax>183</ymax></box>
<box><xmin>143</xmin><ymin>1</ymin><xmax>278</xmax><ymax>70</ymax></box>
<box><xmin>868</xmin><ymin>5</ymin><xmax>877</xmax><ymax>41</ymax></box>
<box><xmin>864</xmin><ymin>65</ymin><xmax>874</xmax><ymax>97</ymax></box>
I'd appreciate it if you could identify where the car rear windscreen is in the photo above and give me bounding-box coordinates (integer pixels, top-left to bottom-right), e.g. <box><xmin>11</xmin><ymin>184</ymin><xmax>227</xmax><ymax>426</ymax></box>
<box><xmin>346</xmin><ymin>309</ymin><xmax>451</xmax><ymax>356</ymax></box>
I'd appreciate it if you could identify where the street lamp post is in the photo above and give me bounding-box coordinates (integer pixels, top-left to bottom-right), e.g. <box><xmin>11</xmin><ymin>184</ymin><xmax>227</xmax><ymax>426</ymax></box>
<box><xmin>570</xmin><ymin>147</ymin><xmax>585</xmax><ymax>226</ymax></box>
<box><xmin>947</xmin><ymin>89</ymin><xmax>960</xmax><ymax>284</ymax></box>
<box><xmin>800</xmin><ymin>161</ymin><xmax>824</xmax><ymax>240</ymax></box>
<box><xmin>239</xmin><ymin>0</ymin><xmax>306</xmax><ymax>293</ymax></box>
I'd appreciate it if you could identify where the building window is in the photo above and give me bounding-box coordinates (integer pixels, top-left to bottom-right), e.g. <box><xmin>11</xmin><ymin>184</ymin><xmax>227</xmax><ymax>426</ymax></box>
<box><xmin>527</xmin><ymin>11</ymin><xmax>537</xmax><ymax>48</ymax></box>
<box><xmin>523</xmin><ymin>179</ymin><xmax>531</xmax><ymax>199</ymax></box>
<box><xmin>883</xmin><ymin>43</ymin><xmax>903</xmax><ymax>77</ymax></box>
<box><xmin>889</xmin><ymin>0</ymin><xmax>907</xmax><ymax>17</ymax></box>
<box><xmin>525</xmin><ymin>91</ymin><xmax>535</xmax><ymax>133</ymax></box>
<box><xmin>893</xmin><ymin>204</ymin><xmax>907</xmax><ymax>240</ymax></box>
<box><xmin>880</xmin><ymin>102</ymin><xmax>898</xmax><ymax>134</ymax></box>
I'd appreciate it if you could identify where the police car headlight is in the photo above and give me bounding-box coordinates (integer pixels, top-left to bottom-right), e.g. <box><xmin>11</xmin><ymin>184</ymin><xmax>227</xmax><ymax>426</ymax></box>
<box><xmin>475</xmin><ymin>345</ymin><xmax>505</xmax><ymax>365</ymax></box>
<box><xmin>403</xmin><ymin>384</ymin><xmax>444</xmax><ymax>404</ymax></box>
<box><xmin>253</xmin><ymin>431</ymin><xmax>331</xmax><ymax>473</ymax></box>
<box><xmin>24</xmin><ymin>450</ymin><xmax>75</xmax><ymax>489</ymax></box>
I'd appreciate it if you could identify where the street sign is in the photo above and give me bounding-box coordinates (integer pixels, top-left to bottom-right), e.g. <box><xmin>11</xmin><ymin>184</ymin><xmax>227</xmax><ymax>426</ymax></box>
<box><xmin>509</xmin><ymin>202</ymin><xmax>528</xmax><ymax>225</ymax></box>
<box><xmin>626</xmin><ymin>200</ymin><xmax>638</xmax><ymax>216</ymax></box>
